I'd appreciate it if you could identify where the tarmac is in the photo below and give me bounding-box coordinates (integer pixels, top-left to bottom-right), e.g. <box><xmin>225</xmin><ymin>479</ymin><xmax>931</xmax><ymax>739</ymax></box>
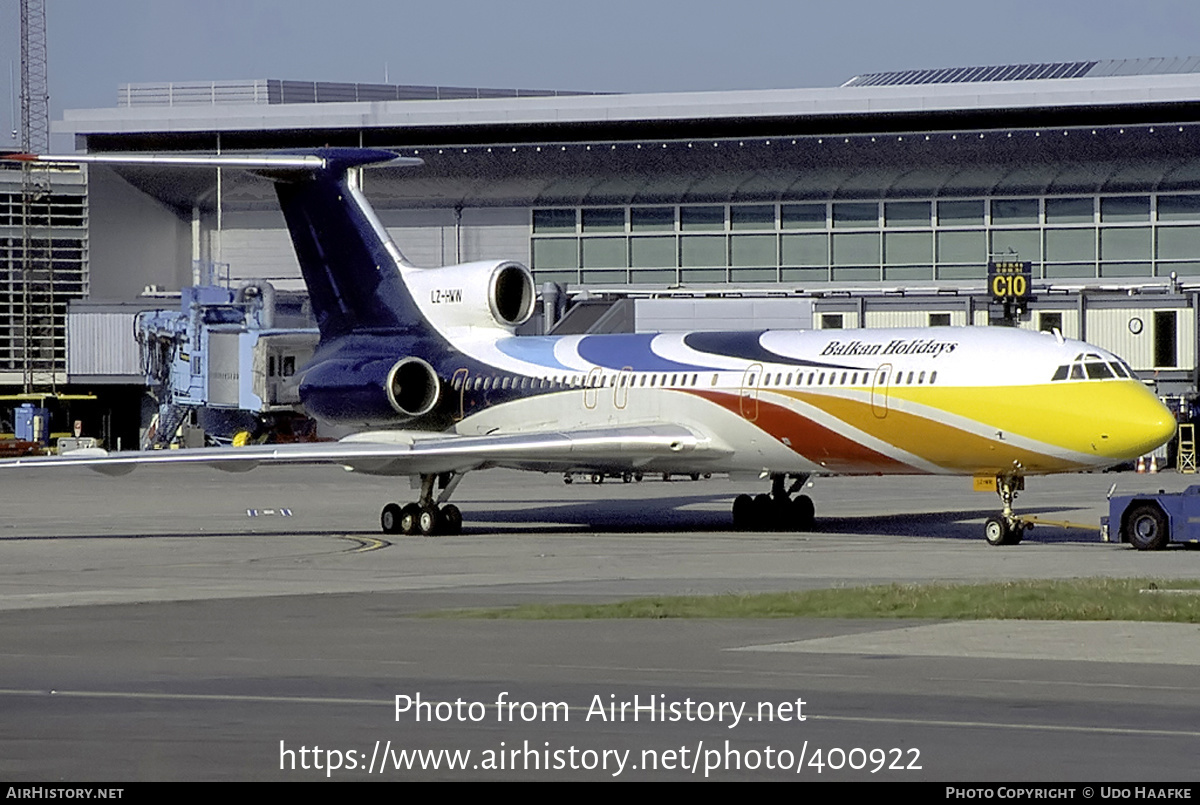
<box><xmin>1</xmin><ymin>465</ymin><xmax>1198</xmax><ymax>781</ymax></box>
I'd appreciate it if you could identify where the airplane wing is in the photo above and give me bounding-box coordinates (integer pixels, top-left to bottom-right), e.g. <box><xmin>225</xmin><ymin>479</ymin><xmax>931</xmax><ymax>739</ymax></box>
<box><xmin>0</xmin><ymin>424</ymin><xmax>730</xmax><ymax>478</ymax></box>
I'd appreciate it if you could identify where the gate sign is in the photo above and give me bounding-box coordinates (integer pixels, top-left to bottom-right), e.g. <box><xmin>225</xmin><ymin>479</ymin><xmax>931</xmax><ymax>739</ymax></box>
<box><xmin>988</xmin><ymin>260</ymin><xmax>1032</xmax><ymax>302</ymax></box>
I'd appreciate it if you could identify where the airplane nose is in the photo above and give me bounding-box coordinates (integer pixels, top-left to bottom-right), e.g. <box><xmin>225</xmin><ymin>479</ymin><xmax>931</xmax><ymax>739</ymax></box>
<box><xmin>1121</xmin><ymin>389</ymin><xmax>1176</xmax><ymax>459</ymax></box>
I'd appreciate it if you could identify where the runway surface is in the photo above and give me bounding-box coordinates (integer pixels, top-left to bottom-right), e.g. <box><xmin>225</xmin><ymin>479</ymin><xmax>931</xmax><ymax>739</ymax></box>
<box><xmin>1</xmin><ymin>466</ymin><xmax>1198</xmax><ymax>781</ymax></box>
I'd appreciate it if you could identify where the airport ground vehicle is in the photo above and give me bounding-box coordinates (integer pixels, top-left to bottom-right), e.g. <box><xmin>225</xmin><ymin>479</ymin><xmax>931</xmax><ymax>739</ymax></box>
<box><xmin>1102</xmin><ymin>485</ymin><xmax>1200</xmax><ymax>549</ymax></box>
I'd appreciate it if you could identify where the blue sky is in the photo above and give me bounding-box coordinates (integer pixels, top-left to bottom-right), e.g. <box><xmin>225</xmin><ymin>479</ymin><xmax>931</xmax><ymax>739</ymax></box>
<box><xmin>2</xmin><ymin>0</ymin><xmax>1199</xmax><ymax>146</ymax></box>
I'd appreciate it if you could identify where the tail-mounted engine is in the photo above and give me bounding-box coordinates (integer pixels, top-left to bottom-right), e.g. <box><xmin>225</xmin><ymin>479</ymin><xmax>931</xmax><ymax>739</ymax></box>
<box><xmin>298</xmin><ymin>351</ymin><xmax>444</xmax><ymax>427</ymax></box>
<box><xmin>402</xmin><ymin>260</ymin><xmax>535</xmax><ymax>332</ymax></box>
<box><xmin>385</xmin><ymin>357</ymin><xmax>440</xmax><ymax>417</ymax></box>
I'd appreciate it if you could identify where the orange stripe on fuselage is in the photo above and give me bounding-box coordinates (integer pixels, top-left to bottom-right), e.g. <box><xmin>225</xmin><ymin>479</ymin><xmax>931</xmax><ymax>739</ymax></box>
<box><xmin>690</xmin><ymin>390</ymin><xmax>916</xmax><ymax>473</ymax></box>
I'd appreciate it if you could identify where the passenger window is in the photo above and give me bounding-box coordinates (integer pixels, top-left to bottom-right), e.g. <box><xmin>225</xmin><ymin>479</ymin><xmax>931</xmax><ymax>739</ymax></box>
<box><xmin>929</xmin><ymin>371</ymin><xmax>937</xmax><ymax>384</ymax></box>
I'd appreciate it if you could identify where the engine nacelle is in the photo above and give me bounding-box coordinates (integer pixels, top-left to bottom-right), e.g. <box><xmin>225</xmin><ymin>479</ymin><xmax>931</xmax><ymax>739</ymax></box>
<box><xmin>385</xmin><ymin>357</ymin><xmax>440</xmax><ymax>417</ymax></box>
<box><xmin>402</xmin><ymin>260</ymin><xmax>535</xmax><ymax>333</ymax></box>
<box><xmin>298</xmin><ymin>353</ymin><xmax>443</xmax><ymax>426</ymax></box>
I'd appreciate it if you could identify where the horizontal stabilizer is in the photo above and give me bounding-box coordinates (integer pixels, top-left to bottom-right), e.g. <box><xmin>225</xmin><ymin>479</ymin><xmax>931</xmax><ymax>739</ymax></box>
<box><xmin>1</xmin><ymin>149</ymin><xmax>421</xmax><ymax>173</ymax></box>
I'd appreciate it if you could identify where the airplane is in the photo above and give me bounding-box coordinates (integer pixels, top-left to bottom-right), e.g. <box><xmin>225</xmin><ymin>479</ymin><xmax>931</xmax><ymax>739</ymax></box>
<box><xmin>0</xmin><ymin>148</ymin><xmax>1177</xmax><ymax>545</ymax></box>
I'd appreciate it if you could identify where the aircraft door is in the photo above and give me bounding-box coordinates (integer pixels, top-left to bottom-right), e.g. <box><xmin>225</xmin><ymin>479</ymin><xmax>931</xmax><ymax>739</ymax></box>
<box><xmin>583</xmin><ymin>366</ymin><xmax>604</xmax><ymax>410</ymax></box>
<box><xmin>871</xmin><ymin>363</ymin><xmax>891</xmax><ymax>419</ymax></box>
<box><xmin>739</xmin><ymin>363</ymin><xmax>763</xmax><ymax>421</ymax></box>
<box><xmin>614</xmin><ymin>366</ymin><xmax>633</xmax><ymax>410</ymax></box>
<box><xmin>451</xmin><ymin>368</ymin><xmax>470</xmax><ymax>421</ymax></box>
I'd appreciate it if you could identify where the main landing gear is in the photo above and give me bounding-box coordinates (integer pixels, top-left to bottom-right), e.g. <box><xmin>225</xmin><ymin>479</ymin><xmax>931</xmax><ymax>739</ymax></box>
<box><xmin>381</xmin><ymin>473</ymin><xmax>463</xmax><ymax>537</ymax></box>
<box><xmin>983</xmin><ymin>473</ymin><xmax>1033</xmax><ymax>546</ymax></box>
<box><xmin>732</xmin><ymin>473</ymin><xmax>814</xmax><ymax>531</ymax></box>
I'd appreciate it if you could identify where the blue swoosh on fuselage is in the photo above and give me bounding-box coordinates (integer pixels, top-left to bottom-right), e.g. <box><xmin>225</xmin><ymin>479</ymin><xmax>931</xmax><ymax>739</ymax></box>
<box><xmin>494</xmin><ymin>336</ymin><xmax>574</xmax><ymax>370</ymax></box>
<box><xmin>577</xmin><ymin>333</ymin><xmax>712</xmax><ymax>372</ymax></box>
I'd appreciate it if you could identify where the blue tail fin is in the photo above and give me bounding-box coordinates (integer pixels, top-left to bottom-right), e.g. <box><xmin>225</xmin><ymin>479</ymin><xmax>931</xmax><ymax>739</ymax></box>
<box><xmin>269</xmin><ymin>148</ymin><xmax>425</xmax><ymax>339</ymax></box>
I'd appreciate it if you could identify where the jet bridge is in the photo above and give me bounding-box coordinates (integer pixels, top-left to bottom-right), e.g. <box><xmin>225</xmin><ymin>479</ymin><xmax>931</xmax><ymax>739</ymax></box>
<box><xmin>136</xmin><ymin>279</ymin><xmax>318</xmax><ymax>448</ymax></box>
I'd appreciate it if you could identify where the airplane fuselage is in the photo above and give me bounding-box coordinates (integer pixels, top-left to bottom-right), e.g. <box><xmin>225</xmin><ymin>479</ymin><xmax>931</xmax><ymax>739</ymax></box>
<box><xmin>299</xmin><ymin>324</ymin><xmax>1175</xmax><ymax>480</ymax></box>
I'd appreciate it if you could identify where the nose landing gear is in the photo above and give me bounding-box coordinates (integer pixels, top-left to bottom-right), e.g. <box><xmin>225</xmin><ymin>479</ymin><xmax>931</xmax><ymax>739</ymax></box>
<box><xmin>984</xmin><ymin>473</ymin><xmax>1032</xmax><ymax>546</ymax></box>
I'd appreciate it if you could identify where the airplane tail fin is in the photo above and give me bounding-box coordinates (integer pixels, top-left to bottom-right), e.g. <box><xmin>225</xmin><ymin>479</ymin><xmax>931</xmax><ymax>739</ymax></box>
<box><xmin>268</xmin><ymin>149</ymin><xmax>426</xmax><ymax>338</ymax></box>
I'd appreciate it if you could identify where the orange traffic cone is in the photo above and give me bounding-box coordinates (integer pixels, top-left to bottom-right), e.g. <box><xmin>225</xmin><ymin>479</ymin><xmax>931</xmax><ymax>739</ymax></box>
<box><xmin>1137</xmin><ymin>456</ymin><xmax>1146</xmax><ymax>473</ymax></box>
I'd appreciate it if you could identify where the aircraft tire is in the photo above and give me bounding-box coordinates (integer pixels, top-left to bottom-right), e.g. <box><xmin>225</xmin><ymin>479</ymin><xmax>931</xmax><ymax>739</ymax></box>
<box><xmin>400</xmin><ymin>503</ymin><xmax>421</xmax><ymax>536</ymax></box>
<box><xmin>752</xmin><ymin>494</ymin><xmax>776</xmax><ymax>530</ymax></box>
<box><xmin>418</xmin><ymin>505</ymin><xmax>443</xmax><ymax>537</ymax></box>
<box><xmin>732</xmin><ymin>494</ymin><xmax>754</xmax><ymax>530</ymax></box>
<box><xmin>381</xmin><ymin>502</ymin><xmax>403</xmax><ymax>535</ymax></box>
<box><xmin>984</xmin><ymin>516</ymin><xmax>1020</xmax><ymax>546</ymax></box>
<box><xmin>441</xmin><ymin>504</ymin><xmax>463</xmax><ymax>536</ymax></box>
<box><xmin>1125</xmin><ymin>504</ymin><xmax>1169</xmax><ymax>551</ymax></box>
<box><xmin>792</xmin><ymin>495</ymin><xmax>815</xmax><ymax>531</ymax></box>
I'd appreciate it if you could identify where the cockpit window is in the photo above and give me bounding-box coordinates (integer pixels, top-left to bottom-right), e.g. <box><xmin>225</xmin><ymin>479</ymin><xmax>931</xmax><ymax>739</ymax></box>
<box><xmin>1053</xmin><ymin>354</ymin><xmax>1139</xmax><ymax>381</ymax></box>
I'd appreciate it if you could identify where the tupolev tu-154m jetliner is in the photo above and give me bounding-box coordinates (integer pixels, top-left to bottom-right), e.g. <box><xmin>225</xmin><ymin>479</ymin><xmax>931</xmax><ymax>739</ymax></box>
<box><xmin>0</xmin><ymin>149</ymin><xmax>1176</xmax><ymax>544</ymax></box>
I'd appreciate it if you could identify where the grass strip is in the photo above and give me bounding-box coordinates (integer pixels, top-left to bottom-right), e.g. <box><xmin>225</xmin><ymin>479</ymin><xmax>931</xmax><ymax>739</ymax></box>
<box><xmin>428</xmin><ymin>578</ymin><xmax>1200</xmax><ymax>622</ymax></box>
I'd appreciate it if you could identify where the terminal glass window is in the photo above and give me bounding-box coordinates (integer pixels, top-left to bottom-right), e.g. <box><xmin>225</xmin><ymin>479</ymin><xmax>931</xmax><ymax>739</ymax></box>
<box><xmin>885</xmin><ymin>231</ymin><xmax>932</xmax><ymax>265</ymax></box>
<box><xmin>680</xmin><ymin>206</ymin><xmax>724</xmax><ymax>231</ymax></box>
<box><xmin>1101</xmin><ymin>197</ymin><xmax>1150</xmax><ymax>223</ymax></box>
<box><xmin>1045</xmin><ymin>198</ymin><xmax>1093</xmax><ymax>224</ymax></box>
<box><xmin>781</xmin><ymin>204</ymin><xmax>825</xmax><ymax>229</ymax></box>
<box><xmin>731</xmin><ymin>205</ymin><xmax>775</xmax><ymax>230</ymax></box>
<box><xmin>1158</xmin><ymin>194</ymin><xmax>1200</xmax><ymax>222</ymax></box>
<box><xmin>581</xmin><ymin>208</ymin><xmax>625</xmax><ymax>233</ymax></box>
<box><xmin>681</xmin><ymin>236</ymin><xmax>725</xmax><ymax>267</ymax></box>
<box><xmin>529</xmin><ymin>191</ymin><xmax>1200</xmax><ymax>286</ymax></box>
<box><xmin>991</xmin><ymin>199</ymin><xmax>1039</xmax><ymax>225</ymax></box>
<box><xmin>991</xmin><ymin>229</ymin><xmax>1040</xmax><ymax>265</ymax></box>
<box><xmin>731</xmin><ymin>235</ymin><xmax>776</xmax><ymax>268</ymax></box>
<box><xmin>832</xmin><ymin>232</ymin><xmax>879</xmax><ymax>265</ymax></box>
<box><xmin>533</xmin><ymin>209</ymin><xmax>576</xmax><ymax>233</ymax></box>
<box><xmin>1038</xmin><ymin>312</ymin><xmax>1062</xmax><ymax>333</ymax></box>
<box><xmin>833</xmin><ymin>203</ymin><xmax>877</xmax><ymax>229</ymax></box>
<box><xmin>582</xmin><ymin>238</ymin><xmax>626</xmax><ymax>268</ymax></box>
<box><xmin>937</xmin><ymin>200</ymin><xmax>984</xmax><ymax>226</ymax></box>
<box><xmin>631</xmin><ymin>207</ymin><xmax>675</xmax><ymax>232</ymax></box>
<box><xmin>885</xmin><ymin>202</ymin><xmax>930</xmax><ymax>227</ymax></box>
<box><xmin>631</xmin><ymin>237</ymin><xmax>676</xmax><ymax>269</ymax></box>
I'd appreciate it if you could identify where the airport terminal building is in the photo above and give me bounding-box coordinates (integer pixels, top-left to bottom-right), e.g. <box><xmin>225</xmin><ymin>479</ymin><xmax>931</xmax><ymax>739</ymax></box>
<box><xmin>6</xmin><ymin>58</ymin><xmax>1200</xmax><ymax>445</ymax></box>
